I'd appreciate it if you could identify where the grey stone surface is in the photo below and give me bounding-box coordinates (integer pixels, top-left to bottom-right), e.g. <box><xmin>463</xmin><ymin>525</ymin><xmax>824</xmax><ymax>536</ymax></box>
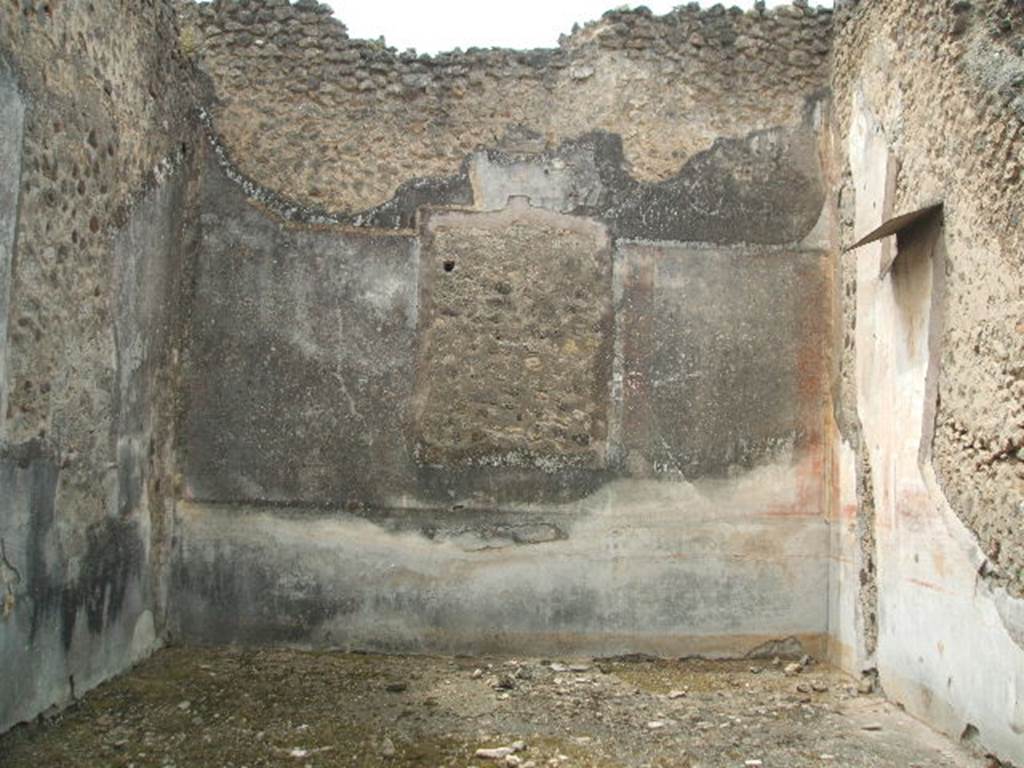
<box><xmin>183</xmin><ymin>156</ymin><xmax>420</xmax><ymax>506</ymax></box>
<box><xmin>0</xmin><ymin>53</ymin><xmax>24</xmax><ymax>436</ymax></box>
<box><xmin>616</xmin><ymin>242</ymin><xmax>829</xmax><ymax>478</ymax></box>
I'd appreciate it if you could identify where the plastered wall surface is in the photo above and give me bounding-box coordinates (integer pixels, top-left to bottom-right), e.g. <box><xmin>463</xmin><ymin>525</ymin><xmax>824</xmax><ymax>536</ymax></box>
<box><xmin>832</xmin><ymin>0</ymin><xmax>1024</xmax><ymax>763</ymax></box>
<box><xmin>184</xmin><ymin>158</ymin><xmax>418</xmax><ymax>505</ymax></box>
<box><xmin>0</xmin><ymin>1</ymin><xmax>199</xmax><ymax>733</ymax></box>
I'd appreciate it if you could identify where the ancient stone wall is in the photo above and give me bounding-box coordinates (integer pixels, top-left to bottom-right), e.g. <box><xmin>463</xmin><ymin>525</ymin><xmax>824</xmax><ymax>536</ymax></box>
<box><xmin>830</xmin><ymin>0</ymin><xmax>1024</xmax><ymax>762</ymax></box>
<box><xmin>1</xmin><ymin>0</ymin><xmax>1022</xmax><ymax>758</ymax></box>
<box><xmin>172</xmin><ymin>0</ymin><xmax>836</xmax><ymax>658</ymax></box>
<box><xmin>0</xmin><ymin>0</ymin><xmax>199</xmax><ymax>732</ymax></box>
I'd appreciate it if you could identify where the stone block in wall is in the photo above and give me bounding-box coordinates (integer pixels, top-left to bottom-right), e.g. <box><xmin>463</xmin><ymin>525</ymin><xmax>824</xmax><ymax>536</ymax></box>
<box><xmin>414</xmin><ymin>199</ymin><xmax>614</xmax><ymax>471</ymax></box>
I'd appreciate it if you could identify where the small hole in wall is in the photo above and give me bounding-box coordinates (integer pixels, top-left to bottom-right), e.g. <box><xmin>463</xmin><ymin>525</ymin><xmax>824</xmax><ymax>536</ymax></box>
<box><xmin>443</xmin><ymin>260</ymin><xmax>455</xmax><ymax>273</ymax></box>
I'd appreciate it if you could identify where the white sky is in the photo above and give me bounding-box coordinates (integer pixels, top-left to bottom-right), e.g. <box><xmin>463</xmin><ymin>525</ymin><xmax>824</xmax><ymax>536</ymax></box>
<box><xmin>324</xmin><ymin>1</ymin><xmax>833</xmax><ymax>54</ymax></box>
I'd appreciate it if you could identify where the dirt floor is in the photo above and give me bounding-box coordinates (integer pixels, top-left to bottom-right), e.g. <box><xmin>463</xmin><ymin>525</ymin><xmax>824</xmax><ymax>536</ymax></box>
<box><xmin>0</xmin><ymin>647</ymin><xmax>989</xmax><ymax>768</ymax></box>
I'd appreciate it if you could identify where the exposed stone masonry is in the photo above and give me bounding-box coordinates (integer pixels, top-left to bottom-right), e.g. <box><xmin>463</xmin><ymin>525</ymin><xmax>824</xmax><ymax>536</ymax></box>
<box><xmin>178</xmin><ymin>0</ymin><xmax>833</xmax><ymax>215</ymax></box>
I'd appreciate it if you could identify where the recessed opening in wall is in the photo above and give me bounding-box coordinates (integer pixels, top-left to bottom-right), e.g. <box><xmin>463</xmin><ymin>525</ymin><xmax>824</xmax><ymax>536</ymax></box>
<box><xmin>443</xmin><ymin>259</ymin><xmax>456</xmax><ymax>272</ymax></box>
<box><xmin>848</xmin><ymin>202</ymin><xmax>945</xmax><ymax>462</ymax></box>
<box><xmin>892</xmin><ymin>213</ymin><xmax>944</xmax><ymax>337</ymax></box>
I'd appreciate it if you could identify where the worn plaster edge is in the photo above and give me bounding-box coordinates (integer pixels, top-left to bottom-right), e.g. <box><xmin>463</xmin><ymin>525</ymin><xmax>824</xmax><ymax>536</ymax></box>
<box><xmin>175</xmin><ymin>446</ymin><xmax>830</xmax><ymax>568</ymax></box>
<box><xmin>199</xmin><ymin>103</ymin><xmax>828</xmax><ymax>242</ymax></box>
<box><xmin>182</xmin><ymin>447</ymin><xmax>827</xmax><ymax>521</ymax></box>
<box><xmin>199</xmin><ymin>105</ymin><xmax>470</xmax><ymax>229</ymax></box>
<box><xmin>614</xmin><ymin>237</ymin><xmax>829</xmax><ymax>255</ymax></box>
<box><xmin>113</xmin><ymin>170</ymin><xmax>192</xmax><ymax>644</ymax></box>
<box><xmin>177</xmin><ymin>625</ymin><xmax>832</xmax><ymax>664</ymax></box>
<box><xmin>825</xmin><ymin>433</ymin><xmax>877</xmax><ymax>678</ymax></box>
<box><xmin>421</xmin><ymin>196</ymin><xmax>609</xmax><ymax>242</ymax></box>
<box><xmin>918</xmin><ymin>462</ymin><xmax>1024</xmax><ymax>651</ymax></box>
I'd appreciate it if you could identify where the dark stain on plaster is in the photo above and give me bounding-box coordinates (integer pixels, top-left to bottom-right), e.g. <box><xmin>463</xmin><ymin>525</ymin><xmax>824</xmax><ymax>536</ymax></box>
<box><xmin>58</xmin><ymin>518</ymin><xmax>145</xmax><ymax>651</ymax></box>
<box><xmin>425</xmin><ymin>522</ymin><xmax>567</xmax><ymax>549</ymax></box>
<box><xmin>564</xmin><ymin>124</ymin><xmax>824</xmax><ymax>243</ymax></box>
<box><xmin>0</xmin><ymin>441</ymin><xmax>145</xmax><ymax>653</ymax></box>
<box><xmin>0</xmin><ymin>440</ymin><xmax>59</xmax><ymax>637</ymax></box>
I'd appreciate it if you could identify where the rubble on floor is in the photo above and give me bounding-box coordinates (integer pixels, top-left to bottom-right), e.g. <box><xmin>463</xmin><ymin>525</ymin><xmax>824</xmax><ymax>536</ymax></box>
<box><xmin>0</xmin><ymin>647</ymin><xmax>986</xmax><ymax>768</ymax></box>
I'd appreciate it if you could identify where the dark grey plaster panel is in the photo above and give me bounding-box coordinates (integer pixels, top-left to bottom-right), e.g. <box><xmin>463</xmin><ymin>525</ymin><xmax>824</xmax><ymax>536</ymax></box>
<box><xmin>0</xmin><ymin>53</ymin><xmax>25</xmax><ymax>425</ymax></box>
<box><xmin>617</xmin><ymin>242</ymin><xmax>829</xmax><ymax>478</ymax></box>
<box><xmin>183</xmin><ymin>158</ymin><xmax>421</xmax><ymax>505</ymax></box>
<box><xmin>113</xmin><ymin>172</ymin><xmax>187</xmax><ymax>519</ymax></box>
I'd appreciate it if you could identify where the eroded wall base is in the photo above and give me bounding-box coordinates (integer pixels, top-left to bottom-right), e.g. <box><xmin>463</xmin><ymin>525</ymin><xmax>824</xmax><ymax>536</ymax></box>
<box><xmin>173</xmin><ymin>468</ymin><xmax>829</xmax><ymax>658</ymax></box>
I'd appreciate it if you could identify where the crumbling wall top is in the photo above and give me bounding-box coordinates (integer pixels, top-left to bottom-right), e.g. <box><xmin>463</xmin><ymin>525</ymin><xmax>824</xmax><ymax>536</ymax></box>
<box><xmin>178</xmin><ymin>0</ymin><xmax>833</xmax><ymax>214</ymax></box>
